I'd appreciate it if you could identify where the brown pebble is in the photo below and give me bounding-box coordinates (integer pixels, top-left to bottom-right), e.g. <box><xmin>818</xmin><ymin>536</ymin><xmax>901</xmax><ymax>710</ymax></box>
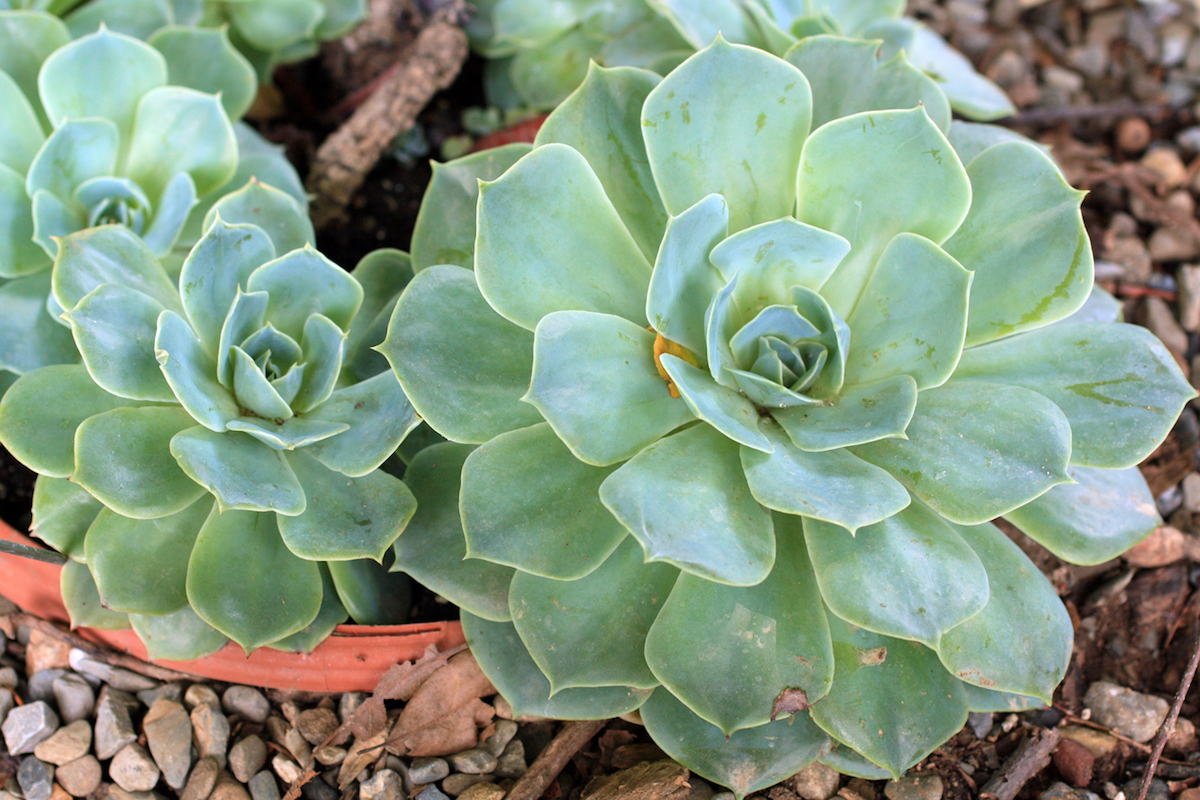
<box><xmin>1053</xmin><ymin>738</ymin><xmax>1095</xmax><ymax>787</ymax></box>
<box><xmin>211</xmin><ymin>776</ymin><xmax>253</xmax><ymax>800</ymax></box>
<box><xmin>458</xmin><ymin>784</ymin><xmax>505</xmax><ymax>800</ymax></box>
<box><xmin>50</xmin><ymin>783</ymin><xmax>71</xmax><ymax>800</ymax></box>
<box><xmin>181</xmin><ymin>757</ymin><xmax>221</xmax><ymax>800</ymax></box>
<box><xmin>1177</xmin><ymin>789</ymin><xmax>1200</xmax><ymax>800</ymax></box>
<box><xmin>1116</xmin><ymin>116</ymin><xmax>1152</xmax><ymax>153</ymax></box>
<box><xmin>55</xmin><ymin>756</ymin><xmax>101</xmax><ymax>798</ymax></box>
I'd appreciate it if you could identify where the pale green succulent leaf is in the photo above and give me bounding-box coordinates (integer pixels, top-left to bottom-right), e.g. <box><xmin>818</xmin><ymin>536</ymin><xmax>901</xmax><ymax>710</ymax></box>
<box><xmin>156</xmin><ymin>309</ymin><xmax>240</xmax><ymax>431</ymax></box>
<box><xmin>26</xmin><ymin>118</ymin><xmax>119</xmax><ymax>202</ymax></box>
<box><xmin>645</xmin><ymin>193</ymin><xmax>728</xmax><ymax>355</ymax></box>
<box><xmin>31</xmin><ymin>475</ymin><xmax>101</xmax><ymax>562</ymax></box>
<box><xmin>937</xmin><ymin>522</ymin><xmax>1072</xmax><ymax>702</ymax></box>
<box><xmin>303</xmin><ymin>372</ymin><xmax>419</xmax><ymax>477</ymax></box>
<box><xmin>640</xmin><ymin>689</ymin><xmax>831</xmax><ymax>800</ymax></box>
<box><xmin>30</xmin><ymin>189</ymin><xmax>82</xmax><ymax>257</ymax></box>
<box><xmin>53</xmin><ymin>225</ymin><xmax>181</xmax><ymax>315</ymax></box>
<box><xmin>60</xmin><ymin>560</ymin><xmax>130</xmax><ymax>630</ymax></box>
<box><xmin>463</xmin><ymin>612</ymin><xmax>652</xmax><ymax>719</ymax></box>
<box><xmin>774</xmin><ymin>375</ymin><xmax>917</xmax><ymax>454</ymax></box>
<box><xmin>709</xmin><ymin>217</ymin><xmax>851</xmax><ymax>310</ymax></box>
<box><xmin>647</xmin><ymin>0</ymin><xmax>762</xmax><ymax>49</ymax></box>
<box><xmin>126</xmin><ymin>87</ymin><xmax>237</xmax><ymax>202</ymax></box>
<box><xmin>65</xmin><ymin>283</ymin><xmax>174</xmax><ymax>402</ymax></box>
<box><xmin>784</xmin><ymin>35</ymin><xmax>951</xmax><ymax>132</ymax></box>
<box><xmin>247</xmin><ymin>247</ymin><xmax>362</xmax><ymax>342</ymax></box>
<box><xmin>476</xmin><ymin>143</ymin><xmax>651</xmax><ymax>331</ymax></box>
<box><xmin>661</xmin><ymin>355</ymin><xmax>772</xmax><ymax>452</ymax></box>
<box><xmin>203</xmin><ymin>179</ymin><xmax>314</xmax><ymax>255</ymax></box>
<box><xmin>169</xmin><ymin>426</ymin><xmax>306</xmax><ymax>515</ymax></box>
<box><xmin>646</xmin><ymin>517</ymin><xmax>833</xmax><ymax>734</ymax></box>
<box><xmin>225</xmin><ymin>416</ymin><xmax>349</xmax><ymax>450</ymax></box>
<box><xmin>959</xmin><ymin>683</ymin><xmax>1046</xmax><ymax>713</ymax></box>
<box><xmin>129</xmin><ymin>605</ymin><xmax>228</xmax><ymax>661</ymax></box>
<box><xmin>63</xmin><ymin>0</ymin><xmax>172</xmax><ymax>40</ymax></box>
<box><xmin>0</xmin><ymin>165</ymin><xmax>47</xmax><ymax>278</ymax></box>
<box><xmin>1056</xmin><ymin>284</ymin><xmax>1122</xmax><ymax>326</ymax></box>
<box><xmin>278</xmin><ymin>452</ymin><xmax>414</xmax><ymax>561</ymax></box>
<box><xmin>945</xmin><ymin>120</ymin><xmax>1036</xmax><ymax>167</ymax></box>
<box><xmin>327</xmin><ymin>559</ymin><xmax>411</xmax><ymax>625</ymax></box>
<box><xmin>291</xmin><ymin>313</ymin><xmax>345</xmax><ymax>413</ymax></box>
<box><xmin>393</xmin><ymin>443</ymin><xmax>514</xmax><ymax>622</ymax></box>
<box><xmin>343</xmin><ymin>248</ymin><xmax>410</xmax><ymax>377</ymax></box>
<box><xmin>215</xmin><ymin>290</ymin><xmax>269</xmax><ymax>388</ymax></box>
<box><xmin>535</xmin><ymin>63</ymin><xmax>667</xmax><ymax>261</ymax></box>
<box><xmin>229</xmin><ymin>346</ymin><xmax>293</xmax><ymax>420</ymax></box>
<box><xmin>741</xmin><ymin>421</ymin><xmax>910</xmax><ymax>532</ymax></box>
<box><xmin>944</xmin><ymin>142</ymin><xmax>1091</xmax><ymax>347</ymax></box>
<box><xmin>0</xmin><ymin>272</ymin><xmax>78</xmax><ymax>374</ymax></box>
<box><xmin>140</xmin><ymin>172</ymin><xmax>198</xmax><ymax>256</ymax></box>
<box><xmin>411</xmin><ymin>144</ymin><xmax>531</xmax><ymax>272</ymax></box>
<box><xmin>804</xmin><ymin>502</ymin><xmax>988</xmax><ymax>647</ymax></box>
<box><xmin>490</xmin><ymin>0</ymin><xmax>583</xmax><ymax>47</ymax></box>
<box><xmin>599</xmin><ymin>423</ymin><xmax>775</xmax><ymax>586</ymax></box>
<box><xmin>74</xmin><ymin>406</ymin><xmax>206</xmax><ymax>519</ymax></box>
<box><xmin>187</xmin><ymin>506</ymin><xmax>322</xmax><ymax>652</ymax></box>
<box><xmin>381</xmin><ymin>264</ymin><xmax>540</xmax><ymax>444</ymax></box>
<box><xmin>0</xmin><ymin>364</ymin><xmax>133</xmax><ymax>477</ymax></box>
<box><xmin>852</xmin><ymin>382</ymin><xmax>1072</xmax><ymax>525</ymax></box>
<box><xmin>642</xmin><ymin>36</ymin><xmax>811</xmax><ymax>233</ymax></box>
<box><xmin>0</xmin><ymin>12</ymin><xmax>70</xmax><ymax>123</ymax></box>
<box><xmin>180</xmin><ymin>219</ymin><xmax>276</xmax><ymax>353</ymax></box>
<box><xmin>268</xmin><ymin>564</ymin><xmax>348</xmax><ymax>653</ymax></box>
<box><xmin>148</xmin><ymin>25</ymin><xmax>257</xmax><ymax>120</ymax></box>
<box><xmin>510</xmin><ymin>535</ymin><xmax>677</xmax><ymax>692</ymax></box>
<box><xmin>843</xmin><ymin>233</ymin><xmax>971</xmax><ymax>390</ymax></box>
<box><xmin>1005</xmin><ymin>465</ymin><xmax>1160</xmax><ymax>566</ymax></box>
<box><xmin>0</xmin><ymin>69</ymin><xmax>43</xmax><ymax>174</ymax></box>
<box><xmin>807</xmin><ymin>0</ymin><xmax>905</xmax><ymax>35</ymax></box>
<box><xmin>526</xmin><ymin>311</ymin><xmax>694</xmax><ymax>467</ymax></box>
<box><xmin>953</xmin><ymin>322</ymin><xmax>1193</xmax><ymax>469</ymax></box>
<box><xmin>818</xmin><ymin>746</ymin><xmax>893</xmax><ymax>780</ymax></box>
<box><xmin>37</xmin><ymin>26</ymin><xmax>166</xmax><ymax>143</ymax></box>
<box><xmin>809</xmin><ymin>618</ymin><xmax>968</xmax><ymax>779</ymax></box>
<box><xmin>314</xmin><ymin>0</ymin><xmax>365</xmax><ymax>38</ymax></box>
<box><xmin>85</xmin><ymin>497</ymin><xmax>209</xmax><ymax>614</ymax></box>
<box><xmin>461</xmin><ymin>422</ymin><xmax>627</xmax><ymax>580</ymax></box>
<box><xmin>798</xmin><ymin>107</ymin><xmax>970</xmax><ymax>317</ymax></box>
<box><xmin>227</xmin><ymin>0</ymin><xmax>322</xmax><ymax>52</ymax></box>
<box><xmin>508</xmin><ymin>27</ymin><xmax>599</xmax><ymax>109</ymax></box>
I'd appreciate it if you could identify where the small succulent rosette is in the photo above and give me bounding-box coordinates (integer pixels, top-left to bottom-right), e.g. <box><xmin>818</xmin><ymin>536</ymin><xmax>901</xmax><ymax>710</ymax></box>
<box><xmin>0</xmin><ymin>13</ymin><xmax>304</xmax><ymax>387</ymax></box>
<box><xmin>467</xmin><ymin>0</ymin><xmax>1013</xmax><ymax>120</ymax></box>
<box><xmin>383</xmin><ymin>38</ymin><xmax>1193</xmax><ymax>793</ymax></box>
<box><xmin>0</xmin><ymin>181</ymin><xmax>421</xmax><ymax>659</ymax></box>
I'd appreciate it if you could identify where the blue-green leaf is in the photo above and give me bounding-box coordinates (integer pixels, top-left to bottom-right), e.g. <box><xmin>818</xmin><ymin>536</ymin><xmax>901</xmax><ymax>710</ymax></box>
<box><xmin>246</xmin><ymin>246</ymin><xmax>361</xmax><ymax>342</ymax></box>
<box><xmin>302</xmin><ymin>372</ymin><xmax>419</xmax><ymax>477</ymax></box>
<box><xmin>31</xmin><ymin>475</ymin><xmax>100</xmax><ymax>562</ymax></box>
<box><xmin>156</xmin><ymin>310</ymin><xmax>240</xmax><ymax>431</ymax></box>
<box><xmin>225</xmin><ymin>417</ymin><xmax>348</xmax><ymax>450</ymax></box>
<box><xmin>61</xmin><ymin>560</ymin><xmax>130</xmax><ymax>630</ymax></box>
<box><xmin>126</xmin><ymin>87</ymin><xmax>237</xmax><ymax>201</ymax></box>
<box><xmin>53</xmin><ymin>225</ymin><xmax>180</xmax><ymax>315</ymax></box>
<box><xmin>129</xmin><ymin>605</ymin><xmax>228</xmax><ymax>661</ymax></box>
<box><xmin>64</xmin><ymin>283</ymin><xmax>174</xmax><ymax>402</ymax></box>
<box><xmin>661</xmin><ymin>355</ymin><xmax>772</xmax><ymax>452</ymax></box>
<box><xmin>26</xmin><ymin>118</ymin><xmax>119</xmax><ymax>203</ymax></box>
<box><xmin>170</xmin><ymin>426</ymin><xmax>305</xmax><ymax>515</ymax></box>
<box><xmin>180</xmin><ymin>219</ymin><xmax>276</xmax><ymax>353</ymax></box>
<box><xmin>774</xmin><ymin>375</ymin><xmax>917</xmax><ymax>453</ymax></box>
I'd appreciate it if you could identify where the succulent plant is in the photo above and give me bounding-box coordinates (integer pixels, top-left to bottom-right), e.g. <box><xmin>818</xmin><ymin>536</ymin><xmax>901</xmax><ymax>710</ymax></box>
<box><xmin>382</xmin><ymin>38</ymin><xmax>1193</xmax><ymax>793</ymax></box>
<box><xmin>0</xmin><ymin>181</ymin><xmax>421</xmax><ymax>658</ymax></box>
<box><xmin>0</xmin><ymin>12</ymin><xmax>304</xmax><ymax>388</ymax></box>
<box><xmin>467</xmin><ymin>0</ymin><xmax>1013</xmax><ymax>120</ymax></box>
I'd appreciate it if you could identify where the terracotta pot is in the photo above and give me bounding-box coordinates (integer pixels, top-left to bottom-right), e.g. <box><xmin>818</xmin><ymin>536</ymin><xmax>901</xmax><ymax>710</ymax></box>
<box><xmin>471</xmin><ymin>114</ymin><xmax>548</xmax><ymax>152</ymax></box>
<box><xmin>0</xmin><ymin>521</ymin><xmax>463</xmax><ymax>692</ymax></box>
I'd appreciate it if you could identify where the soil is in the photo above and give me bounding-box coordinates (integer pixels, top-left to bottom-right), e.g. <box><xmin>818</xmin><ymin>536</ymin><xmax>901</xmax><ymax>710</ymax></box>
<box><xmin>3</xmin><ymin>1</ymin><xmax>1200</xmax><ymax>798</ymax></box>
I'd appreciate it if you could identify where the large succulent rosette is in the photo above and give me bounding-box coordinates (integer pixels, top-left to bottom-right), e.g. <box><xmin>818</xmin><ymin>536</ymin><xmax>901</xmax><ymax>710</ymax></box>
<box><xmin>467</xmin><ymin>0</ymin><xmax>1012</xmax><ymax>119</ymax></box>
<box><xmin>0</xmin><ymin>182</ymin><xmax>420</xmax><ymax>657</ymax></box>
<box><xmin>383</xmin><ymin>38</ymin><xmax>1194</xmax><ymax>793</ymax></box>
<box><xmin>0</xmin><ymin>13</ymin><xmax>303</xmax><ymax>389</ymax></box>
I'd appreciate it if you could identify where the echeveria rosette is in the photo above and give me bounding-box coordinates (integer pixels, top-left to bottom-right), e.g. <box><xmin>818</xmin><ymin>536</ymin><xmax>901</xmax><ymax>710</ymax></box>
<box><xmin>383</xmin><ymin>38</ymin><xmax>1194</xmax><ymax>792</ymax></box>
<box><xmin>466</xmin><ymin>0</ymin><xmax>1012</xmax><ymax>120</ymax></box>
<box><xmin>0</xmin><ymin>181</ymin><xmax>421</xmax><ymax>657</ymax></box>
<box><xmin>0</xmin><ymin>13</ymin><xmax>306</xmax><ymax>388</ymax></box>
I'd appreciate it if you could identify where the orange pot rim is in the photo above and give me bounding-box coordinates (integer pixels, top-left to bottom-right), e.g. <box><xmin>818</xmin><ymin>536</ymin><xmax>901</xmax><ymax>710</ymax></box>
<box><xmin>0</xmin><ymin>520</ymin><xmax>464</xmax><ymax>693</ymax></box>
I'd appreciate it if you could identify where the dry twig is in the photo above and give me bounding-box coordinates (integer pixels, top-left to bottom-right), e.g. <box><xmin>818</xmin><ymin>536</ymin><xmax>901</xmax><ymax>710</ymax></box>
<box><xmin>1135</xmin><ymin>620</ymin><xmax>1200</xmax><ymax>800</ymax></box>
<box><xmin>504</xmin><ymin>719</ymin><xmax>609</xmax><ymax>800</ymax></box>
<box><xmin>979</xmin><ymin>727</ymin><xmax>1061</xmax><ymax>800</ymax></box>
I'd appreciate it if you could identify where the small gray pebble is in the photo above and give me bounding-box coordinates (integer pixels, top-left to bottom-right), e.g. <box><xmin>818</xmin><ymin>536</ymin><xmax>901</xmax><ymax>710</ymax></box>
<box><xmin>338</xmin><ymin>693</ymin><xmax>365</xmax><ymax>723</ymax></box>
<box><xmin>296</xmin><ymin>708</ymin><xmax>339</xmax><ymax>745</ymax></box>
<box><xmin>17</xmin><ymin>756</ymin><xmax>54</xmax><ymax>800</ymax></box>
<box><xmin>446</xmin><ymin>749</ymin><xmax>496</xmax><ymax>775</ymax></box>
<box><xmin>1038</xmin><ymin>783</ymin><xmax>1101</xmax><ymax>800</ymax></box>
<box><xmin>0</xmin><ymin>666</ymin><xmax>19</xmax><ymax>688</ymax></box>
<box><xmin>138</xmin><ymin>683</ymin><xmax>183</xmax><ymax>709</ymax></box>
<box><xmin>1120</xmin><ymin>778</ymin><xmax>1168</xmax><ymax>800</ymax></box>
<box><xmin>416</xmin><ymin>788</ymin><xmax>449</xmax><ymax>800</ymax></box>
<box><xmin>481</xmin><ymin>720</ymin><xmax>517</xmax><ymax>757</ymax></box>
<box><xmin>0</xmin><ymin>630</ymin><xmax>5</xmax><ymax>658</ymax></box>
<box><xmin>55</xmin><ymin>755</ymin><xmax>101</xmax><ymax>798</ymax></box>
<box><xmin>95</xmin><ymin>691</ymin><xmax>138</xmax><ymax>760</ymax></box>
<box><xmin>230</xmin><ymin>736</ymin><xmax>269</xmax><ymax>783</ymax></box>
<box><xmin>110</xmin><ymin>743</ymin><xmax>161</xmax><ymax>793</ymax></box>
<box><xmin>493</xmin><ymin>739</ymin><xmax>526</xmax><ymax>780</ymax></box>
<box><xmin>1083</xmin><ymin>681</ymin><xmax>1168</xmax><ymax>743</ymax></box>
<box><xmin>52</xmin><ymin>674</ymin><xmax>95</xmax><ymax>724</ymax></box>
<box><xmin>300</xmin><ymin>779</ymin><xmax>338</xmax><ymax>800</ymax></box>
<box><xmin>184</xmin><ymin>684</ymin><xmax>221</xmax><ymax>710</ymax></box>
<box><xmin>27</xmin><ymin>670</ymin><xmax>68</xmax><ymax>703</ymax></box>
<box><xmin>178</xmin><ymin>757</ymin><xmax>219</xmax><ymax>800</ymax></box>
<box><xmin>408</xmin><ymin>758</ymin><xmax>450</xmax><ymax>785</ymax></box>
<box><xmin>144</xmin><ymin>699</ymin><xmax>193</xmax><ymax>790</ymax></box>
<box><xmin>249</xmin><ymin>772</ymin><xmax>281</xmax><ymax>800</ymax></box>
<box><xmin>223</xmin><ymin>686</ymin><xmax>270</xmax><ymax>724</ymax></box>
<box><xmin>360</xmin><ymin>770</ymin><xmax>404</xmax><ymax>800</ymax></box>
<box><xmin>69</xmin><ymin>651</ymin><xmax>157</xmax><ymax>692</ymax></box>
<box><xmin>440</xmin><ymin>774</ymin><xmax>491</xmax><ymax>796</ymax></box>
<box><xmin>967</xmin><ymin>712</ymin><xmax>993</xmax><ymax>739</ymax></box>
<box><xmin>2</xmin><ymin>701</ymin><xmax>60</xmax><ymax>755</ymax></box>
<box><xmin>191</xmin><ymin>703</ymin><xmax>231</xmax><ymax>769</ymax></box>
<box><xmin>0</xmin><ymin>688</ymin><xmax>13</xmax><ymax>725</ymax></box>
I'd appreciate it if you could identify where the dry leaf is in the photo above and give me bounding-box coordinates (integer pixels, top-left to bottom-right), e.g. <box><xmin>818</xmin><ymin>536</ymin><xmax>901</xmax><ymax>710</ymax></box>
<box><xmin>337</xmin><ymin>729</ymin><xmax>388</xmax><ymax>790</ymax></box>
<box><xmin>386</xmin><ymin>651</ymin><xmax>497</xmax><ymax>757</ymax></box>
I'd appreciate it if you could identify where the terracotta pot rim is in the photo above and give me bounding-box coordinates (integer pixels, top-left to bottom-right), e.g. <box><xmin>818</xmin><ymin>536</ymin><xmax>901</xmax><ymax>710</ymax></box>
<box><xmin>0</xmin><ymin>520</ymin><xmax>463</xmax><ymax>693</ymax></box>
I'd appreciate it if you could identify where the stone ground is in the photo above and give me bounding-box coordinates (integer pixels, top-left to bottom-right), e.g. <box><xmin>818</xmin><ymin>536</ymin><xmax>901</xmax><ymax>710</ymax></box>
<box><xmin>7</xmin><ymin>1</ymin><xmax>1200</xmax><ymax>800</ymax></box>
